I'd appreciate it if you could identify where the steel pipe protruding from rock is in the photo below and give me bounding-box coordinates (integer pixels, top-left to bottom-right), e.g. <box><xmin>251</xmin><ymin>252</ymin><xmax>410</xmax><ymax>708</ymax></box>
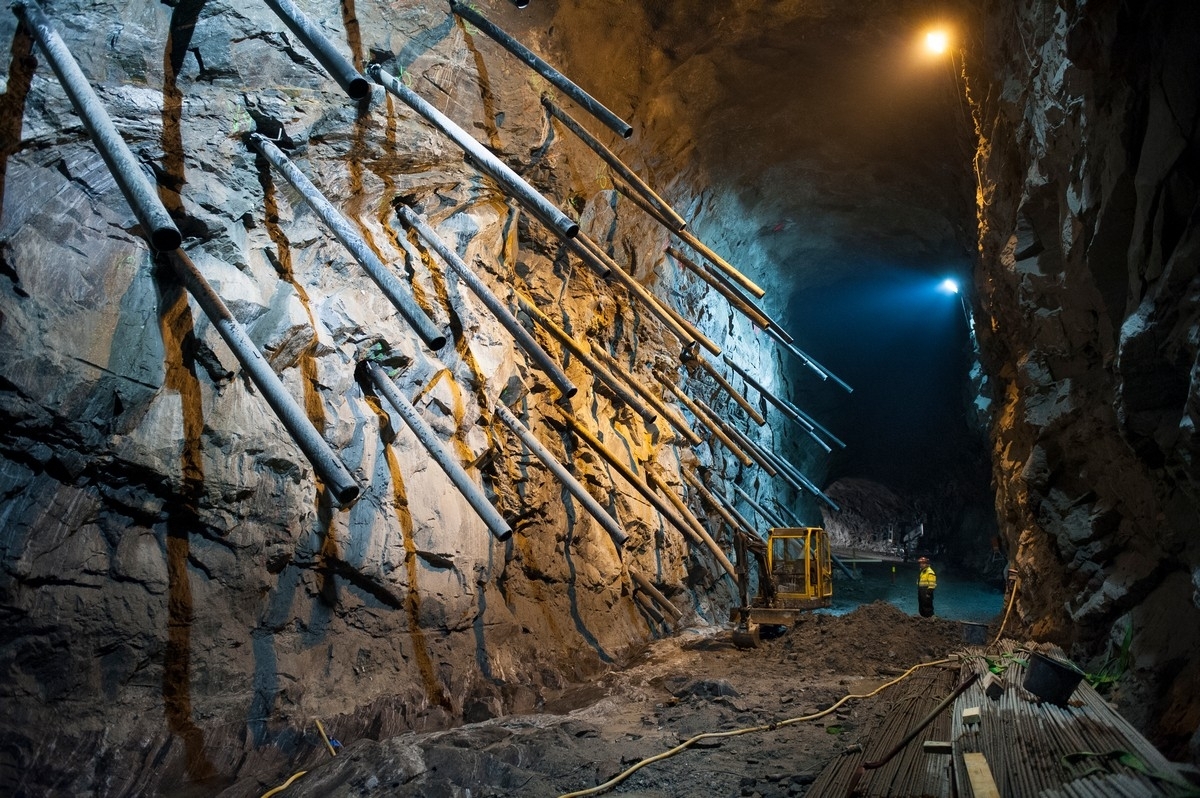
<box><xmin>449</xmin><ymin>1</ymin><xmax>632</xmax><ymax>139</ymax></box>
<box><xmin>652</xmin><ymin>371</ymin><xmax>754</xmax><ymax>467</ymax></box>
<box><xmin>733</xmin><ymin>485</ymin><xmax>785</xmax><ymax>530</ymax></box>
<box><xmin>722</xmin><ymin>355</ymin><xmax>844</xmax><ymax>449</ymax></box>
<box><xmin>542</xmin><ymin>96</ymin><xmax>683</xmax><ymax>230</ymax></box>
<box><xmin>764</xmin><ymin>326</ymin><xmax>854</xmax><ymax>394</ymax></box>
<box><xmin>492</xmin><ymin>402</ymin><xmax>627</xmax><ymax>548</ymax></box>
<box><xmin>262</xmin><ymin>0</ymin><xmax>369</xmax><ymax>99</ymax></box>
<box><xmin>248</xmin><ymin>134</ymin><xmax>447</xmax><ymax>352</ymax></box>
<box><xmin>516</xmin><ymin>295</ymin><xmax>657</xmax><ymax>424</ymax></box>
<box><xmin>646</xmin><ymin>470</ymin><xmax>738</xmax><ymax>581</ymax></box>
<box><xmin>14</xmin><ymin>0</ymin><xmax>181</xmax><ymax>252</ymax></box>
<box><xmin>686</xmin><ymin>352</ymin><xmax>766</xmax><ymax>426</ymax></box>
<box><xmin>588</xmin><ymin>346</ymin><xmax>703</xmax><ymax>446</ymax></box>
<box><xmin>395</xmin><ymin>204</ymin><xmax>576</xmax><ymax>399</ymax></box>
<box><xmin>369</xmin><ymin>64</ymin><xmax>578</xmax><ymax>241</ymax></box>
<box><xmin>166</xmin><ymin>250</ymin><xmax>360</xmax><ymax>507</ymax></box>
<box><xmin>367</xmin><ymin>362</ymin><xmax>512</xmax><ymax>541</ymax></box>
<box><xmin>628</xmin><ymin>569</ymin><xmax>682</xmax><ymax>621</ymax></box>
<box><xmin>683</xmin><ymin>469</ymin><xmax>758</xmax><ymax>542</ymax></box>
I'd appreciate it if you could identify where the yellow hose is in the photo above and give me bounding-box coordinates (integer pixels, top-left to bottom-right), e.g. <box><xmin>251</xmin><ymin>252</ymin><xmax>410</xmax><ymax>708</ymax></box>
<box><xmin>990</xmin><ymin>576</ymin><xmax>1020</xmax><ymax>648</ymax></box>
<box><xmin>314</xmin><ymin>718</ymin><xmax>338</xmax><ymax>758</ymax></box>
<box><xmin>557</xmin><ymin>657</ymin><xmax>956</xmax><ymax>798</ymax></box>
<box><xmin>260</xmin><ymin>770</ymin><xmax>307</xmax><ymax>798</ymax></box>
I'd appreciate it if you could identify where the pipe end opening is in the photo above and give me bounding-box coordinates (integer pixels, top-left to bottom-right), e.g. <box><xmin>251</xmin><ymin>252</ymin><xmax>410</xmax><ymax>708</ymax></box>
<box><xmin>346</xmin><ymin>77</ymin><xmax>371</xmax><ymax>101</ymax></box>
<box><xmin>427</xmin><ymin>333</ymin><xmax>449</xmax><ymax>351</ymax></box>
<box><xmin>618</xmin><ymin>124</ymin><xmax>634</xmax><ymax>139</ymax></box>
<box><xmin>493</xmin><ymin>525</ymin><xmax>514</xmax><ymax>542</ymax></box>
<box><xmin>332</xmin><ymin>483</ymin><xmax>362</xmax><ymax>507</ymax></box>
<box><xmin>152</xmin><ymin>228</ymin><xmax>183</xmax><ymax>253</ymax></box>
<box><xmin>561</xmin><ymin>384</ymin><xmax>579</xmax><ymax>400</ymax></box>
<box><xmin>563</xmin><ymin>221</ymin><xmax>580</xmax><ymax>239</ymax></box>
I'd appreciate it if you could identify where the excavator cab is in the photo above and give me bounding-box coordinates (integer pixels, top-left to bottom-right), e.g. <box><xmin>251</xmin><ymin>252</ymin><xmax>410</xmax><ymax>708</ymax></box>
<box><xmin>733</xmin><ymin>527</ymin><xmax>832</xmax><ymax>647</ymax></box>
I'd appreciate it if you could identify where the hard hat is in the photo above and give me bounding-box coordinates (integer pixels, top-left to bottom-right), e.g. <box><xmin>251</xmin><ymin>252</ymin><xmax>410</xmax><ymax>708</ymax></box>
<box><xmin>918</xmin><ymin>556</ymin><xmax>929</xmax><ymax>564</ymax></box>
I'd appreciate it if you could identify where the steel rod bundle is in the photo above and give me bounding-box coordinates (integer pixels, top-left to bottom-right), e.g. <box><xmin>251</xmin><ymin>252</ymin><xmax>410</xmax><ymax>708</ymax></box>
<box><xmin>516</xmin><ymin>295</ymin><xmax>657</xmax><ymax>424</ymax></box>
<box><xmin>492</xmin><ymin>402</ymin><xmax>627</xmax><ymax>547</ymax></box>
<box><xmin>448</xmin><ymin>1</ymin><xmax>632</xmax><ymax>139</ymax></box>
<box><xmin>687</xmin><ymin>354</ymin><xmax>766</xmax><ymax>426</ymax></box>
<box><xmin>248</xmin><ymin>134</ymin><xmax>447</xmax><ymax>351</ymax></box>
<box><xmin>262</xmin><ymin>0</ymin><xmax>369</xmax><ymax>99</ymax></box>
<box><xmin>587</xmin><ymin>346</ymin><xmax>702</xmax><ymax>446</ymax></box>
<box><xmin>369</xmin><ymin>64</ymin><xmax>579</xmax><ymax>241</ymax></box>
<box><xmin>395</xmin><ymin>204</ymin><xmax>577</xmax><ymax>399</ymax></box>
<box><xmin>542</xmin><ymin>96</ymin><xmax>684</xmax><ymax>230</ymax></box>
<box><xmin>732</xmin><ymin>485</ymin><xmax>784</xmax><ymax>530</ymax></box>
<box><xmin>367</xmin><ymin>362</ymin><xmax>512</xmax><ymax>540</ymax></box>
<box><xmin>14</xmin><ymin>0</ymin><xmax>181</xmax><ymax>252</ymax></box>
<box><xmin>166</xmin><ymin>250</ymin><xmax>360</xmax><ymax>506</ymax></box>
<box><xmin>613</xmin><ymin>180</ymin><xmax>765</xmax><ymax>299</ymax></box>
<box><xmin>652</xmin><ymin>371</ymin><xmax>753</xmax><ymax>466</ymax></box>
<box><xmin>645</xmin><ymin>470</ymin><xmax>737</xmax><ymax>581</ymax></box>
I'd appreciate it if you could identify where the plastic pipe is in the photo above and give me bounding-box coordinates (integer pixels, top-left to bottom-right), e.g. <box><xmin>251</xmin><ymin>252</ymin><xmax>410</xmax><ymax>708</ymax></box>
<box><xmin>262</xmin><ymin>0</ymin><xmax>369</xmax><ymax>99</ymax></box>
<box><xmin>449</xmin><ymin>1</ymin><xmax>632</xmax><ymax>138</ymax></box>
<box><xmin>166</xmin><ymin>250</ymin><xmax>360</xmax><ymax>506</ymax></box>
<box><xmin>492</xmin><ymin>402</ymin><xmax>627</xmax><ymax>547</ymax></box>
<box><xmin>14</xmin><ymin>0</ymin><xmax>181</xmax><ymax>252</ymax></box>
<box><xmin>369</xmin><ymin>64</ymin><xmax>578</xmax><ymax>241</ymax></box>
<box><xmin>249</xmin><ymin>134</ymin><xmax>447</xmax><ymax>351</ymax></box>
<box><xmin>542</xmin><ymin>96</ymin><xmax>683</xmax><ymax>229</ymax></box>
<box><xmin>516</xmin><ymin>295</ymin><xmax>657</xmax><ymax>424</ymax></box>
<box><xmin>395</xmin><ymin>204</ymin><xmax>576</xmax><ymax>399</ymax></box>
<box><xmin>366</xmin><ymin>362</ymin><xmax>512</xmax><ymax>540</ymax></box>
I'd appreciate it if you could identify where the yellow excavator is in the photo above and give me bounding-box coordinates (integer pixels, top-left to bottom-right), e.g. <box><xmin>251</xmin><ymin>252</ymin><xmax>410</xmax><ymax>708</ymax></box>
<box><xmin>732</xmin><ymin>527</ymin><xmax>833</xmax><ymax>648</ymax></box>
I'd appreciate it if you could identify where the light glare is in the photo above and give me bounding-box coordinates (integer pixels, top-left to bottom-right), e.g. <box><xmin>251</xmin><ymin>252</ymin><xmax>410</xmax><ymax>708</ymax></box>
<box><xmin>939</xmin><ymin>278</ymin><xmax>959</xmax><ymax>294</ymax></box>
<box><xmin>925</xmin><ymin>30</ymin><xmax>949</xmax><ymax>55</ymax></box>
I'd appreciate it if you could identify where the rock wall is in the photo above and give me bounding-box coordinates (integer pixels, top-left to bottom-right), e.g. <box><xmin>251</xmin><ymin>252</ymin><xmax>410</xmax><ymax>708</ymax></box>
<box><xmin>971</xmin><ymin>0</ymin><xmax>1200</xmax><ymax>762</ymax></box>
<box><xmin>0</xmin><ymin>2</ymin><xmax>762</xmax><ymax>793</ymax></box>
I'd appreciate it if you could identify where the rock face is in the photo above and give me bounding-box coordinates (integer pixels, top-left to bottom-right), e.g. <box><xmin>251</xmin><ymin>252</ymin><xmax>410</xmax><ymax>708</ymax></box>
<box><xmin>0</xmin><ymin>2</ymin><xmax>755</xmax><ymax>793</ymax></box>
<box><xmin>971</xmin><ymin>0</ymin><xmax>1200</xmax><ymax>762</ymax></box>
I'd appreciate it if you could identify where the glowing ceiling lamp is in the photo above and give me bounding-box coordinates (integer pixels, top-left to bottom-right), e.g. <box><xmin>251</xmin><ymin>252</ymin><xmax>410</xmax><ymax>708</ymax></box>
<box><xmin>939</xmin><ymin>277</ymin><xmax>960</xmax><ymax>294</ymax></box>
<box><xmin>925</xmin><ymin>29</ymin><xmax>950</xmax><ymax>55</ymax></box>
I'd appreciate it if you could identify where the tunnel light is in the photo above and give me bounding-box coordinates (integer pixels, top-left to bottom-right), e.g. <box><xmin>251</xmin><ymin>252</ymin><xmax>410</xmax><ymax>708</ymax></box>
<box><xmin>939</xmin><ymin>278</ymin><xmax>959</xmax><ymax>294</ymax></box>
<box><xmin>925</xmin><ymin>29</ymin><xmax>950</xmax><ymax>55</ymax></box>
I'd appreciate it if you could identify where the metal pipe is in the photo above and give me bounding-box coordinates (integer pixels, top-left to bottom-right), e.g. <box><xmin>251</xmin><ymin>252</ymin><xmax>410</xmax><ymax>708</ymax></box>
<box><xmin>652</xmin><ymin>371</ymin><xmax>753</xmax><ymax>467</ymax></box>
<box><xmin>542</xmin><ymin>96</ymin><xmax>684</xmax><ymax>230</ymax></box>
<box><xmin>449</xmin><ymin>1</ymin><xmax>632</xmax><ymax>139</ymax></box>
<box><xmin>647</xmin><ymin>470</ymin><xmax>738</xmax><ymax>581</ymax></box>
<box><xmin>563</xmin><ymin>234</ymin><xmax>612</xmax><ymax>279</ymax></box>
<box><xmin>555</xmin><ymin>411</ymin><xmax>728</xmax><ymax>584</ymax></box>
<box><xmin>14</xmin><ymin>0</ymin><xmax>181</xmax><ymax>252</ymax></box>
<box><xmin>492</xmin><ymin>402</ymin><xmax>627</xmax><ymax>547</ymax></box>
<box><xmin>262</xmin><ymin>0</ymin><xmax>369</xmax><ymax>100</ymax></box>
<box><xmin>628</xmin><ymin>569</ymin><xmax>682</xmax><ymax>620</ymax></box>
<box><xmin>395</xmin><ymin>204</ymin><xmax>576</xmax><ymax>399</ymax></box>
<box><xmin>689</xmin><ymin>471</ymin><xmax>761</xmax><ymax>540</ymax></box>
<box><xmin>369</xmin><ymin>64</ymin><xmax>578</xmax><ymax>241</ymax></box>
<box><xmin>248</xmin><ymin>134</ymin><xmax>447</xmax><ymax>351</ymax></box>
<box><xmin>516</xmin><ymin>295</ymin><xmax>657</xmax><ymax>424</ymax></box>
<box><xmin>687</xmin><ymin>353</ymin><xmax>766</xmax><ymax>426</ymax></box>
<box><xmin>733</xmin><ymin>485</ymin><xmax>784</xmax><ymax>530</ymax></box>
<box><xmin>576</xmin><ymin>234</ymin><xmax>707</xmax><ymax>353</ymax></box>
<box><xmin>588</xmin><ymin>346</ymin><xmax>702</xmax><ymax>446</ymax></box>
<box><xmin>367</xmin><ymin>362</ymin><xmax>512</xmax><ymax>540</ymax></box>
<box><xmin>773</xmin><ymin>501</ymin><xmax>805</xmax><ymax>528</ymax></box>
<box><xmin>166</xmin><ymin>250</ymin><xmax>359</xmax><ymax>506</ymax></box>
<box><xmin>666</xmin><ymin>247</ymin><xmax>772</xmax><ymax>331</ymax></box>
<box><xmin>750</xmin><ymin>438</ymin><xmax>840</xmax><ymax>511</ymax></box>
<box><xmin>721</xmin><ymin>355</ymin><xmax>843</xmax><ymax>449</ymax></box>
<box><xmin>694</xmin><ymin>397</ymin><xmax>777</xmax><ymax>477</ymax></box>
<box><xmin>764</xmin><ymin>326</ymin><xmax>853</xmax><ymax>393</ymax></box>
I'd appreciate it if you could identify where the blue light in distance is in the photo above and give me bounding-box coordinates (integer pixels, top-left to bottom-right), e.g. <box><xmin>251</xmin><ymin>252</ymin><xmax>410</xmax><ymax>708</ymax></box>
<box><xmin>938</xmin><ymin>277</ymin><xmax>959</xmax><ymax>295</ymax></box>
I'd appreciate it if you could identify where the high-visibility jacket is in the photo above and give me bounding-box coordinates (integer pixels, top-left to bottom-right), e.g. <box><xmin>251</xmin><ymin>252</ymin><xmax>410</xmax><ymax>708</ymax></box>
<box><xmin>918</xmin><ymin>566</ymin><xmax>937</xmax><ymax>589</ymax></box>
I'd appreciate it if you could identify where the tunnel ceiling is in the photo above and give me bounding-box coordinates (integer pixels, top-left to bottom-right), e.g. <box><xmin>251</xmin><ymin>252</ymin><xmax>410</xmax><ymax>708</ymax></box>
<box><xmin>508</xmin><ymin>0</ymin><xmax>976</xmax><ymax>291</ymax></box>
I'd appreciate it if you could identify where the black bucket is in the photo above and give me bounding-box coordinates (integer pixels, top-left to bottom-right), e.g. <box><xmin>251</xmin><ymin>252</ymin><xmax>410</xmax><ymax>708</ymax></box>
<box><xmin>1023</xmin><ymin>651</ymin><xmax>1085</xmax><ymax>707</ymax></box>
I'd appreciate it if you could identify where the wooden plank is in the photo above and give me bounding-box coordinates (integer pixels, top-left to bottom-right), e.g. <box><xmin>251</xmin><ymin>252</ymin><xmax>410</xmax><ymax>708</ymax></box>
<box><xmin>963</xmin><ymin>752</ymin><xmax>1001</xmax><ymax>798</ymax></box>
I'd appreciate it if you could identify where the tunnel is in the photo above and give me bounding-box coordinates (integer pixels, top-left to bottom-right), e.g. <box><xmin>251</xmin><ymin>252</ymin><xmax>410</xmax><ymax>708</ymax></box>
<box><xmin>1</xmin><ymin>0</ymin><xmax>1198</xmax><ymax>795</ymax></box>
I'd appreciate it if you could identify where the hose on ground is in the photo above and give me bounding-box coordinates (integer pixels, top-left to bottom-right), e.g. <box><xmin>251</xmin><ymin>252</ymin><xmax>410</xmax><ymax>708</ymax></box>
<box><xmin>557</xmin><ymin>656</ymin><xmax>956</xmax><ymax>798</ymax></box>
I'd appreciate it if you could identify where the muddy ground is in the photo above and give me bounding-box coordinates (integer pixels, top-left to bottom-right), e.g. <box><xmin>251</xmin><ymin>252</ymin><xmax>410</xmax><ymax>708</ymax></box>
<box><xmin>234</xmin><ymin>602</ymin><xmax>976</xmax><ymax>797</ymax></box>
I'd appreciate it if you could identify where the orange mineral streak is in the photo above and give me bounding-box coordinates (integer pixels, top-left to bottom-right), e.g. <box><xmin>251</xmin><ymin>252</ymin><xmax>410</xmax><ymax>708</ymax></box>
<box><xmin>365</xmin><ymin>395</ymin><xmax>452</xmax><ymax>710</ymax></box>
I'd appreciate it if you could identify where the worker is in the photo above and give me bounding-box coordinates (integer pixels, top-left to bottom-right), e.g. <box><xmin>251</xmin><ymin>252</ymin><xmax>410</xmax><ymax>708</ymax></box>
<box><xmin>917</xmin><ymin>556</ymin><xmax>937</xmax><ymax>617</ymax></box>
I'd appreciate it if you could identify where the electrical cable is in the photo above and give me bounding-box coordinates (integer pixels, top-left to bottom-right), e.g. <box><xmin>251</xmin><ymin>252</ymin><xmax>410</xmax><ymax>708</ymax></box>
<box><xmin>260</xmin><ymin>770</ymin><xmax>307</xmax><ymax>798</ymax></box>
<box><xmin>556</xmin><ymin>657</ymin><xmax>956</xmax><ymax>798</ymax></box>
